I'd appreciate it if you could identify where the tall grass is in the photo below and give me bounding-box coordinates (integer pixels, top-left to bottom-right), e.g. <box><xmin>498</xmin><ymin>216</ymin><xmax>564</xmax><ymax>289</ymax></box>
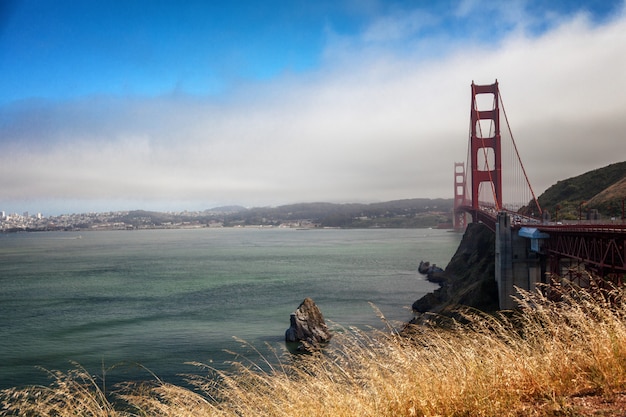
<box><xmin>2</xmin><ymin>278</ymin><xmax>626</xmax><ymax>416</ymax></box>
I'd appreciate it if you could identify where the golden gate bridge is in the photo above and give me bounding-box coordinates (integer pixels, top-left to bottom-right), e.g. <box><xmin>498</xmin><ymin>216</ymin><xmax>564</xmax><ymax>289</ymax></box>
<box><xmin>452</xmin><ymin>80</ymin><xmax>625</xmax><ymax>308</ymax></box>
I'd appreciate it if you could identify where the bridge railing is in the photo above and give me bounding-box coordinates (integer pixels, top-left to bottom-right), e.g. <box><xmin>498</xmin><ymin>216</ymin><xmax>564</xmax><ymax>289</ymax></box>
<box><xmin>541</xmin><ymin>219</ymin><xmax>626</xmax><ymax>225</ymax></box>
<box><xmin>461</xmin><ymin>201</ymin><xmax>542</xmax><ymax>228</ymax></box>
<box><xmin>455</xmin><ymin>200</ymin><xmax>625</xmax><ymax>234</ymax></box>
<box><xmin>457</xmin><ymin>202</ymin><xmax>625</xmax><ymax>233</ymax></box>
<box><xmin>537</xmin><ymin>220</ymin><xmax>626</xmax><ymax>234</ymax></box>
<box><xmin>469</xmin><ymin>201</ymin><xmax>626</xmax><ymax>230</ymax></box>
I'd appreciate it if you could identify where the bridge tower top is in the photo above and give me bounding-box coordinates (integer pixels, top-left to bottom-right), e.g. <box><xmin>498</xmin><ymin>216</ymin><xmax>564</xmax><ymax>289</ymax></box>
<box><xmin>470</xmin><ymin>81</ymin><xmax>502</xmax><ymax>211</ymax></box>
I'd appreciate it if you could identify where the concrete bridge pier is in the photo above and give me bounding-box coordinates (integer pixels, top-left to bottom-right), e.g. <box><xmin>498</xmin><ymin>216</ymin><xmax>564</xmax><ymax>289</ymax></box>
<box><xmin>495</xmin><ymin>212</ymin><xmax>545</xmax><ymax>309</ymax></box>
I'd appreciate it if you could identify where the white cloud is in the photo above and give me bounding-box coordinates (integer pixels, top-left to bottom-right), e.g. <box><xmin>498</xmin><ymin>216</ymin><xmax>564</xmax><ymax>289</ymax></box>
<box><xmin>1</xmin><ymin>3</ymin><xmax>626</xmax><ymax>214</ymax></box>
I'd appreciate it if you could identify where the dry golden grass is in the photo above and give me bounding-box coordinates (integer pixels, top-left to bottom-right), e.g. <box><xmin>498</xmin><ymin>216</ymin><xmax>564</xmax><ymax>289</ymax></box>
<box><xmin>2</xmin><ymin>278</ymin><xmax>626</xmax><ymax>417</ymax></box>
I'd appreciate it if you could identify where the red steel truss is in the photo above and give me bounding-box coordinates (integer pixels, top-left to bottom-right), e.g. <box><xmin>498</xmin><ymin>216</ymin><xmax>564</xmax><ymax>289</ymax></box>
<box><xmin>540</xmin><ymin>225</ymin><xmax>626</xmax><ymax>274</ymax></box>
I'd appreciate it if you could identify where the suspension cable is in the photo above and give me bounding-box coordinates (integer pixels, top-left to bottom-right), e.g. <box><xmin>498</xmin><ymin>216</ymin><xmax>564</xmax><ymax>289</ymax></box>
<box><xmin>498</xmin><ymin>89</ymin><xmax>543</xmax><ymax>216</ymax></box>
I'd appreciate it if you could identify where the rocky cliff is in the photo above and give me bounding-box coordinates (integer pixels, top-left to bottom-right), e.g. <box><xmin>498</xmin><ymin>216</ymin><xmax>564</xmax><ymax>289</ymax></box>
<box><xmin>412</xmin><ymin>223</ymin><xmax>499</xmax><ymax>317</ymax></box>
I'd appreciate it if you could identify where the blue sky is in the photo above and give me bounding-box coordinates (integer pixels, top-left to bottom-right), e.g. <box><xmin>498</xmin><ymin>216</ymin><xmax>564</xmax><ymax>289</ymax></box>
<box><xmin>1</xmin><ymin>0</ymin><xmax>625</xmax><ymax>215</ymax></box>
<box><xmin>2</xmin><ymin>0</ymin><xmax>618</xmax><ymax>102</ymax></box>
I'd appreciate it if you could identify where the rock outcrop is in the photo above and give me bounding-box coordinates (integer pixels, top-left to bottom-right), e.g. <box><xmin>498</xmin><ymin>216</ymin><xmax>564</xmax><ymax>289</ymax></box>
<box><xmin>411</xmin><ymin>222</ymin><xmax>499</xmax><ymax>319</ymax></box>
<box><xmin>285</xmin><ymin>298</ymin><xmax>332</xmax><ymax>351</ymax></box>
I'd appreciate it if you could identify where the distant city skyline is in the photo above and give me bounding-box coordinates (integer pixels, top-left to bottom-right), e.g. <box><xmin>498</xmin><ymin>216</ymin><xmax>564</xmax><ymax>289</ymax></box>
<box><xmin>1</xmin><ymin>0</ymin><xmax>625</xmax><ymax>215</ymax></box>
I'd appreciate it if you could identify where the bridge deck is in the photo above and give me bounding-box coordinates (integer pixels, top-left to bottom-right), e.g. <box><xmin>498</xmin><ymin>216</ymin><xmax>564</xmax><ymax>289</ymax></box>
<box><xmin>456</xmin><ymin>206</ymin><xmax>626</xmax><ymax>274</ymax></box>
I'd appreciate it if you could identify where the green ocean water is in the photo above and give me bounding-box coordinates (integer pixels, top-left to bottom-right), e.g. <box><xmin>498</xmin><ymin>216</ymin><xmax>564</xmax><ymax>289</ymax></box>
<box><xmin>0</xmin><ymin>227</ymin><xmax>461</xmax><ymax>389</ymax></box>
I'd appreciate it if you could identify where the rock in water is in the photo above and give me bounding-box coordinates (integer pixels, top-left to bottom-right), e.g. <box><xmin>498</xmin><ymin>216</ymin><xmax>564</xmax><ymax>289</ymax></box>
<box><xmin>285</xmin><ymin>298</ymin><xmax>332</xmax><ymax>350</ymax></box>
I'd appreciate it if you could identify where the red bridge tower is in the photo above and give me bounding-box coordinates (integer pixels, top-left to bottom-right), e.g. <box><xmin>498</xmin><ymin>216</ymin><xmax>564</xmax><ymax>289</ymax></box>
<box><xmin>470</xmin><ymin>81</ymin><xmax>502</xmax><ymax>212</ymax></box>
<box><xmin>453</xmin><ymin>162</ymin><xmax>467</xmax><ymax>230</ymax></box>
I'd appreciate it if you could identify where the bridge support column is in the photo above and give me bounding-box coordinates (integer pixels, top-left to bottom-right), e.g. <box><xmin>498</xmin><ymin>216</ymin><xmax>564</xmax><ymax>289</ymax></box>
<box><xmin>495</xmin><ymin>212</ymin><xmax>513</xmax><ymax>309</ymax></box>
<box><xmin>495</xmin><ymin>212</ymin><xmax>544</xmax><ymax>309</ymax></box>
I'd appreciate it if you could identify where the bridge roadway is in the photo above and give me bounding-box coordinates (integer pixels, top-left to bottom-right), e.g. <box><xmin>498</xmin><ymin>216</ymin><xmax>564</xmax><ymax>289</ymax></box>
<box><xmin>461</xmin><ymin>205</ymin><xmax>626</xmax><ymax>274</ymax></box>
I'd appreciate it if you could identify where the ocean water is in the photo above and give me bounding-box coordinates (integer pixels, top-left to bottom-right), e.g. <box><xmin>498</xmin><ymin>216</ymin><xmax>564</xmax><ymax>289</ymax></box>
<box><xmin>0</xmin><ymin>227</ymin><xmax>461</xmax><ymax>390</ymax></box>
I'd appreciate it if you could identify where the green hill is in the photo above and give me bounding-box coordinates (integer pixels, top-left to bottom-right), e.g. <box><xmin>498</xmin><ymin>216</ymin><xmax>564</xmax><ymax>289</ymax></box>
<box><xmin>534</xmin><ymin>161</ymin><xmax>626</xmax><ymax>220</ymax></box>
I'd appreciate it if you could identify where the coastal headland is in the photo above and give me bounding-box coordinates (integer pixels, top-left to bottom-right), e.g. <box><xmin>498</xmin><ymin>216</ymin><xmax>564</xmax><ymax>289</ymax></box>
<box><xmin>412</xmin><ymin>222</ymin><xmax>499</xmax><ymax>318</ymax></box>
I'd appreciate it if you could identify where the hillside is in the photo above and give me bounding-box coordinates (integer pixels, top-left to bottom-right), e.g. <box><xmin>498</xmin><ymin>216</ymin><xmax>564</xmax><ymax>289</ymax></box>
<box><xmin>219</xmin><ymin>198</ymin><xmax>454</xmax><ymax>228</ymax></box>
<box><xmin>532</xmin><ymin>161</ymin><xmax>626</xmax><ymax>220</ymax></box>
